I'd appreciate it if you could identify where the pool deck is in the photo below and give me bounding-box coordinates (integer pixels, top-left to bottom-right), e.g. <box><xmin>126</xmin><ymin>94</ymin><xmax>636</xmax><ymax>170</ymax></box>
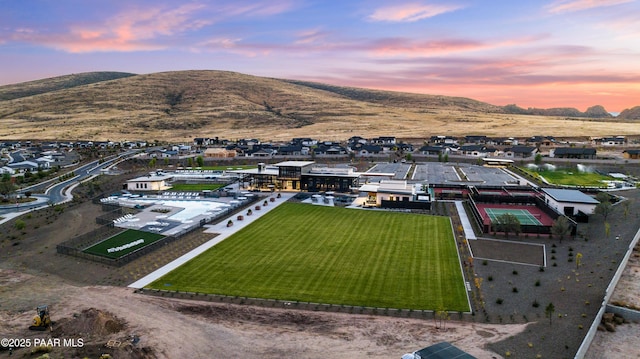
<box><xmin>128</xmin><ymin>192</ymin><xmax>297</xmax><ymax>289</ymax></box>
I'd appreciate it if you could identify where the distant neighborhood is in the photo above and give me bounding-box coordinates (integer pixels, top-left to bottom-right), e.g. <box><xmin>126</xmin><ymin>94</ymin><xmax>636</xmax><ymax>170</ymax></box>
<box><xmin>1</xmin><ymin>134</ymin><xmax>640</xmax><ymax>176</ymax></box>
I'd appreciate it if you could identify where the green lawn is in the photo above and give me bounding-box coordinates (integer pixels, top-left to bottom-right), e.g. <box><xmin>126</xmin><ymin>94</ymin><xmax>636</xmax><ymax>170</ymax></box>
<box><xmin>520</xmin><ymin>167</ymin><xmax>613</xmax><ymax>187</ymax></box>
<box><xmin>84</xmin><ymin>229</ymin><xmax>165</xmax><ymax>259</ymax></box>
<box><xmin>148</xmin><ymin>203</ymin><xmax>469</xmax><ymax>311</ymax></box>
<box><xmin>170</xmin><ymin>183</ymin><xmax>225</xmax><ymax>191</ymax></box>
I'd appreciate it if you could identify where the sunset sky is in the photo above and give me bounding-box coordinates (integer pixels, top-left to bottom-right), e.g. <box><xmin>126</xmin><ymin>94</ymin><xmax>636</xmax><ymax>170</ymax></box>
<box><xmin>1</xmin><ymin>0</ymin><xmax>639</xmax><ymax>112</ymax></box>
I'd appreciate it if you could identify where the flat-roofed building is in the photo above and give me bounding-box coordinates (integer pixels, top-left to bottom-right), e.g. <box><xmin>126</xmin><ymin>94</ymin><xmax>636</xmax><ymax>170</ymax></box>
<box><xmin>359</xmin><ymin>180</ymin><xmax>431</xmax><ymax>209</ymax></box>
<box><xmin>541</xmin><ymin>188</ymin><xmax>599</xmax><ymax>216</ymax></box>
<box><xmin>125</xmin><ymin>174</ymin><xmax>173</xmax><ymax>192</ymax></box>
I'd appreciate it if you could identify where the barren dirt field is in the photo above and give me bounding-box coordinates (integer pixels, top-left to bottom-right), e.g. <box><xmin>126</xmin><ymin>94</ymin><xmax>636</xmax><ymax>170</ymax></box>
<box><xmin>1</xmin><ymin>170</ymin><xmax>639</xmax><ymax>359</ymax></box>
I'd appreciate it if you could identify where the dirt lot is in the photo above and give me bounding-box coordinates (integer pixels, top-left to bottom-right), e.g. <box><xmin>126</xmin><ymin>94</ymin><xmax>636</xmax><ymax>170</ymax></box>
<box><xmin>1</xmin><ymin>170</ymin><xmax>639</xmax><ymax>358</ymax></box>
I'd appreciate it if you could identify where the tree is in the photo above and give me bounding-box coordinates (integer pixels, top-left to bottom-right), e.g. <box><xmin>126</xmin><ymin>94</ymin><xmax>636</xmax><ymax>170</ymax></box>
<box><xmin>148</xmin><ymin>157</ymin><xmax>157</xmax><ymax>168</ymax></box>
<box><xmin>1</xmin><ymin>173</ymin><xmax>10</xmax><ymax>182</ymax></box>
<box><xmin>545</xmin><ymin>302</ymin><xmax>555</xmax><ymax>326</ymax></box>
<box><xmin>551</xmin><ymin>216</ymin><xmax>572</xmax><ymax>242</ymax></box>
<box><xmin>623</xmin><ymin>200</ymin><xmax>631</xmax><ymax>218</ymax></box>
<box><xmin>438</xmin><ymin>152</ymin><xmax>443</xmax><ymax>162</ymax></box>
<box><xmin>435</xmin><ymin>307</ymin><xmax>449</xmax><ymax>330</ymax></box>
<box><xmin>494</xmin><ymin>213</ymin><xmax>521</xmax><ymax>238</ymax></box>
<box><xmin>534</xmin><ymin>153</ymin><xmax>542</xmax><ymax>165</ymax></box>
<box><xmin>0</xmin><ymin>181</ymin><xmax>16</xmax><ymax>200</ymax></box>
<box><xmin>576</xmin><ymin>252</ymin><xmax>583</xmax><ymax>269</ymax></box>
<box><xmin>196</xmin><ymin>156</ymin><xmax>204</xmax><ymax>167</ymax></box>
<box><xmin>187</xmin><ymin>157</ymin><xmax>194</xmax><ymax>167</ymax></box>
<box><xmin>443</xmin><ymin>153</ymin><xmax>449</xmax><ymax>163</ymax></box>
<box><xmin>594</xmin><ymin>193</ymin><xmax>613</xmax><ymax>222</ymax></box>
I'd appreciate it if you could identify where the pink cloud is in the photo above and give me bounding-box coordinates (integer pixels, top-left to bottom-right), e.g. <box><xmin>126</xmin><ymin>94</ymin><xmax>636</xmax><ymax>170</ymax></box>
<box><xmin>365</xmin><ymin>34</ymin><xmax>546</xmax><ymax>57</ymax></box>
<box><xmin>546</xmin><ymin>0</ymin><xmax>633</xmax><ymax>14</ymax></box>
<box><xmin>223</xmin><ymin>1</ymin><xmax>297</xmax><ymax>17</ymax></box>
<box><xmin>294</xmin><ymin>29</ymin><xmax>329</xmax><ymax>45</ymax></box>
<box><xmin>368</xmin><ymin>2</ymin><xmax>463</xmax><ymax>22</ymax></box>
<box><xmin>369</xmin><ymin>37</ymin><xmax>483</xmax><ymax>56</ymax></box>
<box><xmin>7</xmin><ymin>1</ymin><xmax>296</xmax><ymax>53</ymax></box>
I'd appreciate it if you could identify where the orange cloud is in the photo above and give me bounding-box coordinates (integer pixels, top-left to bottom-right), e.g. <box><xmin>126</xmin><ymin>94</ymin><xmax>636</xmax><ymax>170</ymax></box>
<box><xmin>546</xmin><ymin>0</ymin><xmax>633</xmax><ymax>14</ymax></box>
<box><xmin>368</xmin><ymin>2</ymin><xmax>463</xmax><ymax>22</ymax></box>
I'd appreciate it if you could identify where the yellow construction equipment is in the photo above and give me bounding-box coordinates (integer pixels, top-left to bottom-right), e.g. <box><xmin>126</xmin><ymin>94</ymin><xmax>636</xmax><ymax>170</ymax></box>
<box><xmin>29</xmin><ymin>305</ymin><xmax>52</xmax><ymax>331</ymax></box>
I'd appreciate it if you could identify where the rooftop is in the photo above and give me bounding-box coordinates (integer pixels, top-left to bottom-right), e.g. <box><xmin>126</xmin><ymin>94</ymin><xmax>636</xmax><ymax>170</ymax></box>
<box><xmin>541</xmin><ymin>188</ymin><xmax>599</xmax><ymax>204</ymax></box>
<box><xmin>275</xmin><ymin>161</ymin><xmax>315</xmax><ymax>167</ymax></box>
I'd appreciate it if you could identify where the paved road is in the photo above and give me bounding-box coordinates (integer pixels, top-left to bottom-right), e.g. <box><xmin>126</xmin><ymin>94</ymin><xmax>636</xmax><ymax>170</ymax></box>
<box><xmin>0</xmin><ymin>150</ymin><xmax>140</xmax><ymax>218</ymax></box>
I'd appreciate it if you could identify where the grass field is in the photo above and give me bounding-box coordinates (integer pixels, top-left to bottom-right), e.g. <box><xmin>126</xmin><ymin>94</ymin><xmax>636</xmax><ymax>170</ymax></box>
<box><xmin>148</xmin><ymin>203</ymin><xmax>469</xmax><ymax>311</ymax></box>
<box><xmin>520</xmin><ymin>167</ymin><xmax>613</xmax><ymax>187</ymax></box>
<box><xmin>169</xmin><ymin>183</ymin><xmax>225</xmax><ymax>191</ymax></box>
<box><xmin>84</xmin><ymin>229</ymin><xmax>165</xmax><ymax>259</ymax></box>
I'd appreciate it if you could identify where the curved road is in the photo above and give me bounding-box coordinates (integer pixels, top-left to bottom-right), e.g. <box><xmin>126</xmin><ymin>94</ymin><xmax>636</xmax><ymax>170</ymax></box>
<box><xmin>0</xmin><ymin>150</ymin><xmax>139</xmax><ymax>218</ymax></box>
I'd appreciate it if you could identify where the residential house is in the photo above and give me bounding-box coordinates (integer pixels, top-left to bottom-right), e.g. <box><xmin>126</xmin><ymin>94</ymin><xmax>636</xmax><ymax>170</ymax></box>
<box><xmin>277</xmin><ymin>144</ymin><xmax>305</xmax><ymax>156</ymax></box>
<box><xmin>291</xmin><ymin>138</ymin><xmax>318</xmax><ymax>147</ymax></box>
<box><xmin>505</xmin><ymin>146</ymin><xmax>537</xmax><ymax>158</ymax></box>
<box><xmin>370</xmin><ymin>136</ymin><xmax>397</xmax><ymax>145</ymax></box>
<box><xmin>464</xmin><ymin>135</ymin><xmax>488</xmax><ymax>144</ymax></box>
<box><xmin>419</xmin><ymin>145</ymin><xmax>449</xmax><ymax>156</ymax></box>
<box><xmin>430</xmin><ymin>136</ymin><xmax>457</xmax><ymax>145</ymax></box>
<box><xmin>0</xmin><ymin>167</ymin><xmax>15</xmax><ymax>175</ymax></box>
<box><xmin>623</xmin><ymin>149</ymin><xmax>640</xmax><ymax>159</ymax></box>
<box><xmin>355</xmin><ymin>144</ymin><xmax>382</xmax><ymax>156</ymax></box>
<box><xmin>347</xmin><ymin>136</ymin><xmax>367</xmax><ymax>146</ymax></box>
<box><xmin>459</xmin><ymin>145</ymin><xmax>489</xmax><ymax>157</ymax></box>
<box><xmin>592</xmin><ymin>136</ymin><xmax>625</xmax><ymax>146</ymax></box>
<box><xmin>203</xmin><ymin>147</ymin><xmax>236</xmax><ymax>158</ymax></box>
<box><xmin>248</xmin><ymin>148</ymin><xmax>276</xmax><ymax>158</ymax></box>
<box><xmin>550</xmin><ymin>147</ymin><xmax>597</xmax><ymax>159</ymax></box>
<box><xmin>526</xmin><ymin>136</ymin><xmax>556</xmax><ymax>146</ymax></box>
<box><xmin>314</xmin><ymin>143</ymin><xmax>347</xmax><ymax>155</ymax></box>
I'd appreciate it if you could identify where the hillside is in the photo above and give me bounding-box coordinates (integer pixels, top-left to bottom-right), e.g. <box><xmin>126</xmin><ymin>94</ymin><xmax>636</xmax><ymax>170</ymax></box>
<box><xmin>0</xmin><ymin>72</ymin><xmax>136</xmax><ymax>101</ymax></box>
<box><xmin>0</xmin><ymin>70</ymin><xmax>638</xmax><ymax>142</ymax></box>
<box><xmin>618</xmin><ymin>106</ymin><xmax>640</xmax><ymax>120</ymax></box>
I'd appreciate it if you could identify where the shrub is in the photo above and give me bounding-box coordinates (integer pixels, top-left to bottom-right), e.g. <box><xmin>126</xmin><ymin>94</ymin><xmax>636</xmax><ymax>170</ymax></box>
<box><xmin>487</xmin><ymin>275</ymin><xmax>493</xmax><ymax>281</ymax></box>
<box><xmin>535</xmin><ymin>280</ymin><xmax>541</xmax><ymax>286</ymax></box>
<box><xmin>539</xmin><ymin>266</ymin><xmax>545</xmax><ymax>272</ymax></box>
<box><xmin>532</xmin><ymin>300</ymin><xmax>540</xmax><ymax>308</ymax></box>
<box><xmin>496</xmin><ymin>298</ymin><xmax>504</xmax><ymax>304</ymax></box>
<box><xmin>482</xmin><ymin>260</ymin><xmax>488</xmax><ymax>266</ymax></box>
<box><xmin>512</xmin><ymin>287</ymin><xmax>518</xmax><ymax>293</ymax></box>
<box><xmin>512</xmin><ymin>270</ymin><xmax>518</xmax><ymax>275</ymax></box>
<box><xmin>14</xmin><ymin>219</ymin><xmax>26</xmax><ymax>230</ymax></box>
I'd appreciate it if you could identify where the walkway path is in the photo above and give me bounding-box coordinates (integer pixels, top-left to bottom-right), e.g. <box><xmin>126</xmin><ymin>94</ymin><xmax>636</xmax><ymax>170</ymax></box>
<box><xmin>128</xmin><ymin>192</ymin><xmax>297</xmax><ymax>289</ymax></box>
<box><xmin>455</xmin><ymin>200</ymin><xmax>477</xmax><ymax>240</ymax></box>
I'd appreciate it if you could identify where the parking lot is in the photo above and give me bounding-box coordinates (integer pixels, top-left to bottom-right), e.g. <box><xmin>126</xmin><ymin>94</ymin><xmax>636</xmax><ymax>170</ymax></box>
<box><xmin>366</xmin><ymin>162</ymin><xmax>520</xmax><ymax>186</ymax></box>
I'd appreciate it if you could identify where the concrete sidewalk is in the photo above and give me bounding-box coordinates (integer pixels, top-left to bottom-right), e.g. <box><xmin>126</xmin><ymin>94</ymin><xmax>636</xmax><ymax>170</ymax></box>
<box><xmin>128</xmin><ymin>192</ymin><xmax>297</xmax><ymax>289</ymax></box>
<box><xmin>455</xmin><ymin>200</ymin><xmax>477</xmax><ymax>240</ymax></box>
